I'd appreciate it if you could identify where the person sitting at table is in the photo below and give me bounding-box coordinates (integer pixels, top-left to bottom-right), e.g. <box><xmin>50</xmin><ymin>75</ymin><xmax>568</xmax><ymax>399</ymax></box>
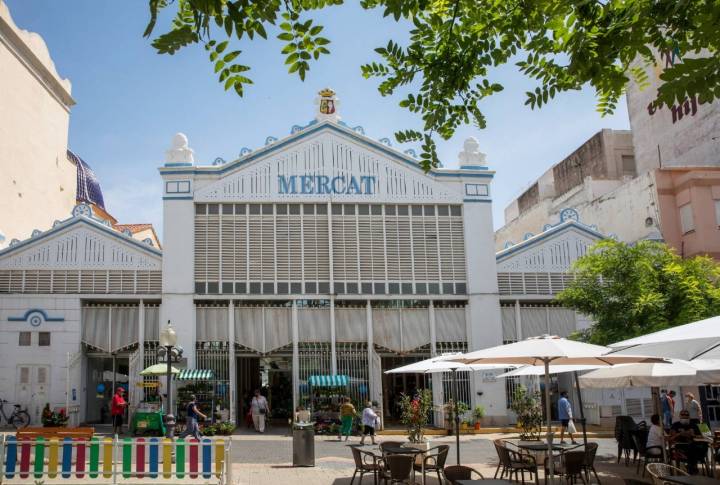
<box><xmin>646</xmin><ymin>414</ymin><xmax>666</xmax><ymax>458</ymax></box>
<box><xmin>669</xmin><ymin>409</ymin><xmax>706</xmax><ymax>474</ymax></box>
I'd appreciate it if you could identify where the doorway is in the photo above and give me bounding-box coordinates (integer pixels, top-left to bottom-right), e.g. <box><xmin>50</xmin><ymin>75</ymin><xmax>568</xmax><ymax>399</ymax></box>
<box><xmin>85</xmin><ymin>355</ymin><xmax>129</xmax><ymax>424</ymax></box>
<box><xmin>381</xmin><ymin>356</ymin><xmax>431</xmax><ymax>422</ymax></box>
<box><xmin>15</xmin><ymin>365</ymin><xmax>50</xmax><ymax>424</ymax></box>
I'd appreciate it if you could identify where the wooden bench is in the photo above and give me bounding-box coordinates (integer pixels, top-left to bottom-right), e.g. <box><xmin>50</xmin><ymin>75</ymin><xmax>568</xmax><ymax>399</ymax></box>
<box><xmin>16</xmin><ymin>427</ymin><xmax>95</xmax><ymax>441</ymax></box>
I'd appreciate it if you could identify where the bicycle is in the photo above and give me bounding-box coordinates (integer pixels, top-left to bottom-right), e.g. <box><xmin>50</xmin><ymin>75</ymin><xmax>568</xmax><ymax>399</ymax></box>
<box><xmin>0</xmin><ymin>399</ymin><xmax>31</xmax><ymax>428</ymax></box>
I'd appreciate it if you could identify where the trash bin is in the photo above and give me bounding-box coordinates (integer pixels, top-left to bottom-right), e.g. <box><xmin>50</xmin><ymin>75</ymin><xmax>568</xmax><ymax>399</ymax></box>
<box><xmin>292</xmin><ymin>422</ymin><xmax>315</xmax><ymax>467</ymax></box>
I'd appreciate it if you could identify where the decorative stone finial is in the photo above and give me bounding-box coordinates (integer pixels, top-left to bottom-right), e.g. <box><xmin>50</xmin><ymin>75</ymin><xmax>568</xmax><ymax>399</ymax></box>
<box><xmin>165</xmin><ymin>132</ymin><xmax>194</xmax><ymax>165</ymax></box>
<box><xmin>458</xmin><ymin>137</ymin><xmax>487</xmax><ymax>167</ymax></box>
<box><xmin>315</xmin><ymin>88</ymin><xmax>340</xmax><ymax>123</ymax></box>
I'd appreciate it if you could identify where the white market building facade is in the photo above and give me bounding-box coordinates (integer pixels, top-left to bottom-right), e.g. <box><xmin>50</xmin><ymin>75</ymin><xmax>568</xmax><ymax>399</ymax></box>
<box><xmin>0</xmin><ymin>91</ymin><xmax>508</xmax><ymax>426</ymax></box>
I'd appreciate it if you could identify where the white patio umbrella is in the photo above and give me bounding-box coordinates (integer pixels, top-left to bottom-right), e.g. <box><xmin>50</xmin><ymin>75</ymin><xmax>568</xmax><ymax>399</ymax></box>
<box><xmin>609</xmin><ymin>315</ymin><xmax>720</xmax><ymax>360</ymax></box>
<box><xmin>578</xmin><ymin>360</ymin><xmax>703</xmax><ymax>388</ymax></box>
<box><xmin>451</xmin><ymin>335</ymin><xmax>665</xmax><ymax>481</ymax></box>
<box><xmin>386</xmin><ymin>354</ymin><xmax>512</xmax><ymax>464</ymax></box>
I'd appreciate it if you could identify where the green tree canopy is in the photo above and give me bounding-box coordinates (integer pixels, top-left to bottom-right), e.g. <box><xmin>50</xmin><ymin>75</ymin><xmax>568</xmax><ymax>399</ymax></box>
<box><xmin>557</xmin><ymin>240</ymin><xmax>720</xmax><ymax>346</ymax></box>
<box><xmin>144</xmin><ymin>0</ymin><xmax>720</xmax><ymax>169</ymax></box>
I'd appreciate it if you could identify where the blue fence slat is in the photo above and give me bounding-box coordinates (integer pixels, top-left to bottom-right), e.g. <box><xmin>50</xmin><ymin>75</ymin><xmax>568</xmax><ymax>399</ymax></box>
<box><xmin>202</xmin><ymin>438</ymin><xmax>212</xmax><ymax>479</ymax></box>
<box><xmin>61</xmin><ymin>437</ymin><xmax>73</xmax><ymax>478</ymax></box>
<box><xmin>4</xmin><ymin>436</ymin><xmax>17</xmax><ymax>479</ymax></box>
<box><xmin>149</xmin><ymin>438</ymin><xmax>159</xmax><ymax>478</ymax></box>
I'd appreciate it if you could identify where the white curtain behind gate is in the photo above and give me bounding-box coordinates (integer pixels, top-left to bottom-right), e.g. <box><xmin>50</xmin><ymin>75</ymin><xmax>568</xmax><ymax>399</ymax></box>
<box><xmin>501</xmin><ymin>307</ymin><xmax>517</xmax><ymax>342</ymax></box>
<box><xmin>335</xmin><ymin>308</ymin><xmax>367</xmax><ymax>342</ymax></box>
<box><xmin>111</xmin><ymin>306</ymin><xmax>139</xmax><ymax>352</ymax></box>
<box><xmin>401</xmin><ymin>308</ymin><xmax>430</xmax><ymax>352</ymax></box>
<box><xmin>372</xmin><ymin>309</ymin><xmax>401</xmax><ymax>351</ymax></box>
<box><xmin>235</xmin><ymin>307</ymin><xmax>264</xmax><ymax>352</ymax></box>
<box><xmin>435</xmin><ymin>308</ymin><xmax>466</xmax><ymax>342</ymax></box>
<box><xmin>196</xmin><ymin>306</ymin><xmax>229</xmax><ymax>341</ymax></box>
<box><xmin>144</xmin><ymin>305</ymin><xmax>160</xmax><ymax>341</ymax></box>
<box><xmin>520</xmin><ymin>307</ymin><xmax>547</xmax><ymax>337</ymax></box>
<box><xmin>82</xmin><ymin>306</ymin><xmax>110</xmax><ymax>351</ymax></box>
<box><xmin>265</xmin><ymin>307</ymin><xmax>292</xmax><ymax>351</ymax></box>
<box><xmin>298</xmin><ymin>308</ymin><xmax>331</xmax><ymax>341</ymax></box>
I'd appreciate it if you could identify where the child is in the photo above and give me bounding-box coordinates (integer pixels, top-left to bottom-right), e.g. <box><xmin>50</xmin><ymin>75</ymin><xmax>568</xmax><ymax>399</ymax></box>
<box><xmin>360</xmin><ymin>401</ymin><xmax>379</xmax><ymax>445</ymax></box>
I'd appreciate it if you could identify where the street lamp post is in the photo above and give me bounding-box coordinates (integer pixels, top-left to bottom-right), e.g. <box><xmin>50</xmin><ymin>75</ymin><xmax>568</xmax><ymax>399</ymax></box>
<box><xmin>159</xmin><ymin>320</ymin><xmax>178</xmax><ymax>438</ymax></box>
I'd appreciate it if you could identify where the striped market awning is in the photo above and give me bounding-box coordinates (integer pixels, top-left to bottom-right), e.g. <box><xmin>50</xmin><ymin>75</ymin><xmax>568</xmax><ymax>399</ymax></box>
<box><xmin>174</xmin><ymin>369</ymin><xmax>214</xmax><ymax>381</ymax></box>
<box><xmin>307</xmin><ymin>375</ymin><xmax>349</xmax><ymax>387</ymax></box>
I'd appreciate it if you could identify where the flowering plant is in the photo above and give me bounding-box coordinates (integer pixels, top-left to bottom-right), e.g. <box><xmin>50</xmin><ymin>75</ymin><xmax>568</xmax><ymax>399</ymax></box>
<box><xmin>41</xmin><ymin>404</ymin><xmax>69</xmax><ymax>427</ymax></box>
<box><xmin>399</xmin><ymin>389</ymin><xmax>433</xmax><ymax>443</ymax></box>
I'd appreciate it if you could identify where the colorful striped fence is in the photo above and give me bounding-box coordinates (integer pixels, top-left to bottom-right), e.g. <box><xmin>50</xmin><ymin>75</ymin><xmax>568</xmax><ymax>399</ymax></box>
<box><xmin>0</xmin><ymin>435</ymin><xmax>231</xmax><ymax>484</ymax></box>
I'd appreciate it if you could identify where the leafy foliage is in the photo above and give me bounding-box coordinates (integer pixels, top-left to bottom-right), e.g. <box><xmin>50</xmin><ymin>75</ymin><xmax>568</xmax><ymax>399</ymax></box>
<box><xmin>510</xmin><ymin>385</ymin><xmax>543</xmax><ymax>440</ymax></box>
<box><xmin>398</xmin><ymin>389</ymin><xmax>433</xmax><ymax>442</ymax></box>
<box><xmin>145</xmin><ymin>0</ymin><xmax>720</xmax><ymax>170</ymax></box>
<box><xmin>558</xmin><ymin>240</ymin><xmax>720</xmax><ymax>346</ymax></box>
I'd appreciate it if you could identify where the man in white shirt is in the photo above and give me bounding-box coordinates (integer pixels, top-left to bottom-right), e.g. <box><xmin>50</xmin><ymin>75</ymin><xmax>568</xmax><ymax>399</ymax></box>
<box><xmin>686</xmin><ymin>393</ymin><xmax>703</xmax><ymax>425</ymax></box>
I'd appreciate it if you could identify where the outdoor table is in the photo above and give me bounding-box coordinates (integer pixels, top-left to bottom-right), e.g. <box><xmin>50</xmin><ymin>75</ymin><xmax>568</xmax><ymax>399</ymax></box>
<box><xmin>660</xmin><ymin>475</ymin><xmax>720</xmax><ymax>485</ymax></box>
<box><xmin>379</xmin><ymin>445</ymin><xmax>427</xmax><ymax>484</ymax></box>
<box><xmin>517</xmin><ymin>442</ymin><xmax>580</xmax><ymax>452</ymax></box>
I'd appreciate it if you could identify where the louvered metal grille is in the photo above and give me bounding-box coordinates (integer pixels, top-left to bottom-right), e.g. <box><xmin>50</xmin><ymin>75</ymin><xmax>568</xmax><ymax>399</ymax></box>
<box><xmin>194</xmin><ymin>203</ymin><xmax>467</xmax><ymax>295</ymax></box>
<box><xmin>497</xmin><ymin>272</ymin><xmax>576</xmax><ymax>295</ymax></box>
<box><xmin>0</xmin><ymin>270</ymin><xmax>161</xmax><ymax>294</ymax></box>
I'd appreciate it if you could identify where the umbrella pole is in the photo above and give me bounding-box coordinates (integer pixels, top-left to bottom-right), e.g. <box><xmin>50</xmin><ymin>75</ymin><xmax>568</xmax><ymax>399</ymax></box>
<box><xmin>544</xmin><ymin>359</ymin><xmax>555</xmax><ymax>483</ymax></box>
<box><xmin>453</xmin><ymin>369</ymin><xmax>460</xmax><ymax>465</ymax></box>
<box><xmin>573</xmin><ymin>371</ymin><xmax>587</xmax><ymax>446</ymax></box>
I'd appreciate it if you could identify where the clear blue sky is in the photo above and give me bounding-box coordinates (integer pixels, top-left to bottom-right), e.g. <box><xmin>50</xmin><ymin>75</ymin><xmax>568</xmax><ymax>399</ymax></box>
<box><xmin>7</xmin><ymin>0</ymin><xmax>630</xmax><ymax>238</ymax></box>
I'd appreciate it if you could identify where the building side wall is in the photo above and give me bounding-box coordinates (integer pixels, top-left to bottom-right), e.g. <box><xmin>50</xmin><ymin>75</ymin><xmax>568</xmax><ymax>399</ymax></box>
<box><xmin>0</xmin><ymin>12</ymin><xmax>75</xmax><ymax>247</ymax></box>
<box><xmin>627</xmin><ymin>49</ymin><xmax>720</xmax><ymax>175</ymax></box>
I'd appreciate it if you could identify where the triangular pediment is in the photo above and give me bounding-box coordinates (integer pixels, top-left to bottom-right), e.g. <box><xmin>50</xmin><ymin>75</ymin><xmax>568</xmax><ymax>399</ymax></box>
<box><xmin>193</xmin><ymin>123</ymin><xmax>464</xmax><ymax>203</ymax></box>
<box><xmin>496</xmin><ymin>222</ymin><xmax>604</xmax><ymax>273</ymax></box>
<box><xmin>0</xmin><ymin>217</ymin><xmax>162</xmax><ymax>271</ymax></box>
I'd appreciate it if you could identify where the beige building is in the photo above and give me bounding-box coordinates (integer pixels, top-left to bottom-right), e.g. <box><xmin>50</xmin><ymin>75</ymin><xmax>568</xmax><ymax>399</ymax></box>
<box><xmin>496</xmin><ymin>129</ymin><xmax>638</xmax><ymax>250</ymax></box>
<box><xmin>0</xmin><ymin>1</ymin><xmax>76</xmax><ymax>247</ymax></box>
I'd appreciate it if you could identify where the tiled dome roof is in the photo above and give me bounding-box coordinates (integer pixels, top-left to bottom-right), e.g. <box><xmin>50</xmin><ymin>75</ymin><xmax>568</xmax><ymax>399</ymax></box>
<box><xmin>68</xmin><ymin>149</ymin><xmax>106</xmax><ymax>211</ymax></box>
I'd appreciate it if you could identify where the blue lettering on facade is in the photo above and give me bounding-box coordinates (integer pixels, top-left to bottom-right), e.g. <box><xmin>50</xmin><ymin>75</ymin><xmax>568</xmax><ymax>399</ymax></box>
<box><xmin>278</xmin><ymin>175</ymin><xmax>378</xmax><ymax>195</ymax></box>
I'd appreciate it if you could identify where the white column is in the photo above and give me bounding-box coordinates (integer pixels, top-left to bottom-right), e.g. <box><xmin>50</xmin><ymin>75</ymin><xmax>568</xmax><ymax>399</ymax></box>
<box><xmin>228</xmin><ymin>300</ymin><xmax>236</xmax><ymax>423</ymax></box>
<box><xmin>366</xmin><ymin>300</ymin><xmax>373</xmax><ymax>405</ymax></box>
<box><xmin>138</xmin><ymin>300</ymin><xmax>145</xmax><ymax>371</ymax></box>
<box><xmin>330</xmin><ymin>297</ymin><xmax>337</xmax><ymax>374</ymax></box>
<box><xmin>514</xmin><ymin>300</ymin><xmax>522</xmax><ymax>341</ymax></box>
<box><xmin>292</xmin><ymin>300</ymin><xmax>299</xmax><ymax>411</ymax></box>
<box><xmin>429</xmin><ymin>302</ymin><xmax>444</xmax><ymax>425</ymax></box>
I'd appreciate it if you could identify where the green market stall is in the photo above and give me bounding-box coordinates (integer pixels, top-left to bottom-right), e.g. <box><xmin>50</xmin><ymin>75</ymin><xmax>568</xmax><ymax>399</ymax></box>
<box><xmin>307</xmin><ymin>375</ymin><xmax>350</xmax><ymax>435</ymax></box>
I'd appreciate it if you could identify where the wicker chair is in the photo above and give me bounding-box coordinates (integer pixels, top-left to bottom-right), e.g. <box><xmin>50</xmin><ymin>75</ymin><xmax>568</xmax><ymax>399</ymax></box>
<box><xmin>616</xmin><ymin>416</ymin><xmax>639</xmax><ymax>466</ymax></box>
<box><xmin>646</xmin><ymin>463</ymin><xmax>688</xmax><ymax>485</ymax></box>
<box><xmin>443</xmin><ymin>465</ymin><xmax>484</xmax><ymax>484</ymax></box>
<box><xmin>582</xmin><ymin>442</ymin><xmax>602</xmax><ymax>484</ymax></box>
<box><xmin>494</xmin><ymin>439</ymin><xmax>539</xmax><ymax>484</ymax></box>
<box><xmin>413</xmin><ymin>444</ymin><xmax>449</xmax><ymax>485</ymax></box>
<box><xmin>349</xmin><ymin>445</ymin><xmax>382</xmax><ymax>485</ymax></box>
<box><xmin>379</xmin><ymin>441</ymin><xmax>405</xmax><ymax>454</ymax></box>
<box><xmin>382</xmin><ymin>454</ymin><xmax>415</xmax><ymax>484</ymax></box>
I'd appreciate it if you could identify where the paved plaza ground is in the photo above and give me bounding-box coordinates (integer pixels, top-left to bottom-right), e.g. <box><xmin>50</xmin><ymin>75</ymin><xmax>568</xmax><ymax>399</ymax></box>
<box><xmin>1</xmin><ymin>426</ymin><xmax>654</xmax><ymax>484</ymax></box>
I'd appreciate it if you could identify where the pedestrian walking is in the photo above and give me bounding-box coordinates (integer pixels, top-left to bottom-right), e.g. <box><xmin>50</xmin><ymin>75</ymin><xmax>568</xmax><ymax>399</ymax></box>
<box><xmin>685</xmin><ymin>392</ymin><xmax>703</xmax><ymax>425</ymax></box>
<box><xmin>251</xmin><ymin>389</ymin><xmax>270</xmax><ymax>433</ymax></box>
<box><xmin>339</xmin><ymin>397</ymin><xmax>356</xmax><ymax>441</ymax></box>
<box><xmin>179</xmin><ymin>395</ymin><xmax>207</xmax><ymax>440</ymax></box>
<box><xmin>359</xmin><ymin>401</ymin><xmax>379</xmax><ymax>446</ymax></box>
<box><xmin>558</xmin><ymin>391</ymin><xmax>577</xmax><ymax>444</ymax></box>
<box><xmin>111</xmin><ymin>387</ymin><xmax>128</xmax><ymax>436</ymax></box>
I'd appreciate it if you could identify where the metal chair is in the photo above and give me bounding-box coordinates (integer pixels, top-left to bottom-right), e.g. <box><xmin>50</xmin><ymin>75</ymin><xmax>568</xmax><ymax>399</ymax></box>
<box><xmin>494</xmin><ymin>439</ymin><xmax>539</xmax><ymax>484</ymax></box>
<box><xmin>383</xmin><ymin>454</ymin><xmax>415</xmax><ymax>484</ymax></box>
<box><xmin>443</xmin><ymin>465</ymin><xmax>484</xmax><ymax>484</ymax></box>
<box><xmin>631</xmin><ymin>433</ymin><xmax>664</xmax><ymax>477</ymax></box>
<box><xmin>379</xmin><ymin>441</ymin><xmax>405</xmax><ymax>454</ymax></box>
<box><xmin>646</xmin><ymin>463</ymin><xmax>688</xmax><ymax>485</ymax></box>
<box><xmin>582</xmin><ymin>442</ymin><xmax>602</xmax><ymax>483</ymax></box>
<box><xmin>413</xmin><ymin>444</ymin><xmax>449</xmax><ymax>485</ymax></box>
<box><xmin>350</xmin><ymin>445</ymin><xmax>382</xmax><ymax>485</ymax></box>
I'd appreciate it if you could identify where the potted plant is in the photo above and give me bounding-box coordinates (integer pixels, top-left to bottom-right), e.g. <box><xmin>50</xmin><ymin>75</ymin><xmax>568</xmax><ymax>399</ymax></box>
<box><xmin>473</xmin><ymin>405</ymin><xmax>485</xmax><ymax>430</ymax></box>
<box><xmin>41</xmin><ymin>404</ymin><xmax>69</xmax><ymax>427</ymax></box>
<box><xmin>510</xmin><ymin>385</ymin><xmax>543</xmax><ymax>441</ymax></box>
<box><xmin>399</xmin><ymin>389</ymin><xmax>433</xmax><ymax>448</ymax></box>
<box><xmin>444</xmin><ymin>400</ymin><xmax>470</xmax><ymax>435</ymax></box>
